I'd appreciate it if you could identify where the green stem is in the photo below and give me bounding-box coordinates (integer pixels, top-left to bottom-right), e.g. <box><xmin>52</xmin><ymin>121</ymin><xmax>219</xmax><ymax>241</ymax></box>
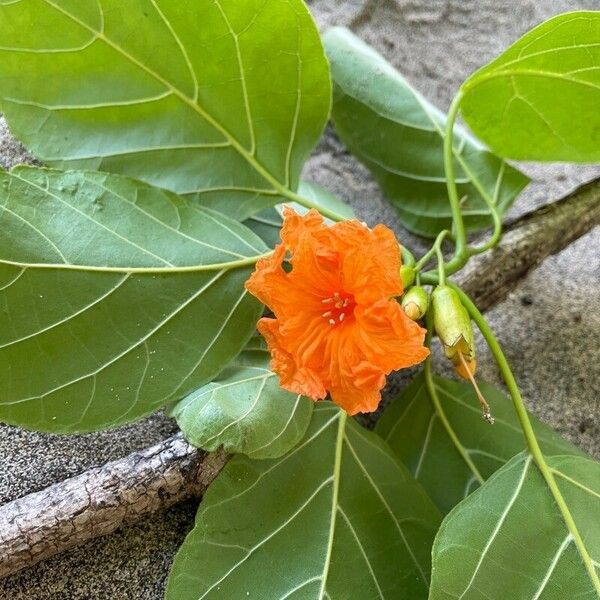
<box><xmin>418</xmin><ymin>92</ymin><xmax>473</xmax><ymax>282</ymax></box>
<box><xmin>414</xmin><ymin>229</ymin><xmax>452</xmax><ymax>272</ymax></box>
<box><xmin>450</xmin><ymin>283</ymin><xmax>600</xmax><ymax>593</ymax></box>
<box><xmin>435</xmin><ymin>242</ymin><xmax>446</xmax><ymax>285</ymax></box>
<box><xmin>442</xmin><ymin>92</ymin><xmax>468</xmax><ymax>270</ymax></box>
<box><xmin>466</xmin><ymin>187</ymin><xmax>503</xmax><ymax>255</ymax></box>
<box><xmin>468</xmin><ymin>207</ymin><xmax>502</xmax><ymax>255</ymax></box>
<box><xmin>401</xmin><ymin>245</ymin><xmax>416</xmax><ymax>268</ymax></box>
<box><xmin>423</xmin><ymin>313</ymin><xmax>485</xmax><ymax>485</ymax></box>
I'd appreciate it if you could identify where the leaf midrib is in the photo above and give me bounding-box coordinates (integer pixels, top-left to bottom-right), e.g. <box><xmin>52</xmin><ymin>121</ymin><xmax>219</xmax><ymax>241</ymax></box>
<box><xmin>40</xmin><ymin>0</ymin><xmax>297</xmax><ymax>202</ymax></box>
<box><xmin>2</xmin><ymin>169</ymin><xmax>271</xmax><ymax>273</ymax></box>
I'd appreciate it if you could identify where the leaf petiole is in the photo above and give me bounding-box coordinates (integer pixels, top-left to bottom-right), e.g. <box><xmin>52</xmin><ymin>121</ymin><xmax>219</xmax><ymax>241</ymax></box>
<box><xmin>442</xmin><ymin>92</ymin><xmax>469</xmax><ymax>268</ymax></box>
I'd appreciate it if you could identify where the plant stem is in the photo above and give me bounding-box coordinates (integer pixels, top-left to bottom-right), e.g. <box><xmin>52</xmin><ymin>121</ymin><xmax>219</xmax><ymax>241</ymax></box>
<box><xmin>468</xmin><ymin>206</ymin><xmax>502</xmax><ymax>255</ymax></box>
<box><xmin>451</xmin><ymin>283</ymin><xmax>600</xmax><ymax>593</ymax></box>
<box><xmin>441</xmin><ymin>92</ymin><xmax>469</xmax><ymax>273</ymax></box>
<box><xmin>435</xmin><ymin>242</ymin><xmax>446</xmax><ymax>285</ymax></box>
<box><xmin>415</xmin><ymin>229</ymin><xmax>452</xmax><ymax>272</ymax></box>
<box><xmin>401</xmin><ymin>245</ymin><xmax>416</xmax><ymax>268</ymax></box>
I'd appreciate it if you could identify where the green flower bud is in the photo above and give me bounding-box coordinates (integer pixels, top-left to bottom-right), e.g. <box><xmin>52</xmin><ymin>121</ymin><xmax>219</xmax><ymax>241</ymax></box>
<box><xmin>401</xmin><ymin>285</ymin><xmax>429</xmax><ymax>321</ymax></box>
<box><xmin>432</xmin><ymin>285</ymin><xmax>476</xmax><ymax>369</ymax></box>
<box><xmin>400</xmin><ymin>265</ymin><xmax>415</xmax><ymax>289</ymax></box>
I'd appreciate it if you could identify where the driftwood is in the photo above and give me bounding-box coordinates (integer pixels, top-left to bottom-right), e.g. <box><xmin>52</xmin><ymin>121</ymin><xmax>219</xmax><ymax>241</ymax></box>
<box><xmin>0</xmin><ymin>178</ymin><xmax>598</xmax><ymax>578</ymax></box>
<box><xmin>0</xmin><ymin>438</ymin><xmax>228</xmax><ymax>578</ymax></box>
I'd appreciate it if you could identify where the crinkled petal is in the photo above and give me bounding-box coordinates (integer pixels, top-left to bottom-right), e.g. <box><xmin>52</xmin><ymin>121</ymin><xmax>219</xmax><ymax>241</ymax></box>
<box><xmin>330</xmin><ymin>360</ymin><xmax>387</xmax><ymax>415</ymax></box>
<box><xmin>280</xmin><ymin>206</ymin><xmax>327</xmax><ymax>249</ymax></box>
<box><xmin>245</xmin><ymin>207</ymin><xmax>429</xmax><ymax>416</ymax></box>
<box><xmin>340</xmin><ymin>223</ymin><xmax>403</xmax><ymax>304</ymax></box>
<box><xmin>244</xmin><ymin>244</ymin><xmax>289</xmax><ymax>310</ymax></box>
<box><xmin>258</xmin><ymin>318</ymin><xmax>327</xmax><ymax>400</ymax></box>
<box><xmin>355</xmin><ymin>300</ymin><xmax>429</xmax><ymax>373</ymax></box>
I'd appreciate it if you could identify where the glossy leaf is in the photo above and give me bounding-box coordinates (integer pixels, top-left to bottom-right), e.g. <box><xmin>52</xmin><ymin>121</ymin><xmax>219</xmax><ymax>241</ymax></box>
<box><xmin>244</xmin><ymin>180</ymin><xmax>355</xmax><ymax>247</ymax></box>
<box><xmin>0</xmin><ymin>166</ymin><xmax>267</xmax><ymax>433</ymax></box>
<box><xmin>171</xmin><ymin>338</ymin><xmax>313</xmax><ymax>459</ymax></box>
<box><xmin>376</xmin><ymin>374</ymin><xmax>582</xmax><ymax>513</ymax></box>
<box><xmin>0</xmin><ymin>0</ymin><xmax>331</xmax><ymax>219</ymax></box>
<box><xmin>430</xmin><ymin>453</ymin><xmax>600</xmax><ymax>599</ymax></box>
<box><xmin>461</xmin><ymin>11</ymin><xmax>600</xmax><ymax>162</ymax></box>
<box><xmin>167</xmin><ymin>403</ymin><xmax>442</xmax><ymax>599</ymax></box>
<box><xmin>324</xmin><ymin>27</ymin><xmax>528</xmax><ymax>238</ymax></box>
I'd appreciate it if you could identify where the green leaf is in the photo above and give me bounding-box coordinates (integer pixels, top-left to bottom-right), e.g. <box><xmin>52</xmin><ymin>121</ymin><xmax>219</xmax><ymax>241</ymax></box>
<box><xmin>0</xmin><ymin>0</ymin><xmax>331</xmax><ymax>219</ymax></box>
<box><xmin>430</xmin><ymin>453</ymin><xmax>600</xmax><ymax>599</ymax></box>
<box><xmin>167</xmin><ymin>403</ymin><xmax>442</xmax><ymax>599</ymax></box>
<box><xmin>324</xmin><ymin>27</ymin><xmax>529</xmax><ymax>238</ymax></box>
<box><xmin>460</xmin><ymin>11</ymin><xmax>600</xmax><ymax>162</ymax></box>
<box><xmin>0</xmin><ymin>166</ymin><xmax>267</xmax><ymax>433</ymax></box>
<box><xmin>244</xmin><ymin>180</ymin><xmax>356</xmax><ymax>247</ymax></box>
<box><xmin>375</xmin><ymin>374</ymin><xmax>583</xmax><ymax>514</ymax></box>
<box><xmin>171</xmin><ymin>337</ymin><xmax>313</xmax><ymax>459</ymax></box>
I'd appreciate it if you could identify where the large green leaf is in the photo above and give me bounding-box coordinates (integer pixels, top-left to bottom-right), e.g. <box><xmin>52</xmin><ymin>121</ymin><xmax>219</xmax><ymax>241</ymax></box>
<box><xmin>324</xmin><ymin>27</ymin><xmax>528</xmax><ymax>238</ymax></box>
<box><xmin>0</xmin><ymin>0</ymin><xmax>331</xmax><ymax>219</ymax></box>
<box><xmin>167</xmin><ymin>403</ymin><xmax>442</xmax><ymax>599</ymax></box>
<box><xmin>0</xmin><ymin>166</ymin><xmax>267</xmax><ymax>433</ymax></box>
<box><xmin>376</xmin><ymin>374</ymin><xmax>582</xmax><ymax>514</ymax></box>
<box><xmin>171</xmin><ymin>337</ymin><xmax>313</xmax><ymax>459</ymax></box>
<box><xmin>430</xmin><ymin>453</ymin><xmax>600</xmax><ymax>599</ymax></box>
<box><xmin>460</xmin><ymin>11</ymin><xmax>600</xmax><ymax>162</ymax></box>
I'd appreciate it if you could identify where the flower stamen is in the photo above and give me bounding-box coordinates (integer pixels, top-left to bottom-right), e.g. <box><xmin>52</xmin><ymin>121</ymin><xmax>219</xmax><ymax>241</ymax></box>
<box><xmin>322</xmin><ymin>291</ymin><xmax>354</xmax><ymax>326</ymax></box>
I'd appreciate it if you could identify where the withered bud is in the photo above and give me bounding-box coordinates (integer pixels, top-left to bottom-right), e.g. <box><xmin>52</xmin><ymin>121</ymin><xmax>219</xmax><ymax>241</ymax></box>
<box><xmin>432</xmin><ymin>285</ymin><xmax>476</xmax><ymax>374</ymax></box>
<box><xmin>401</xmin><ymin>286</ymin><xmax>429</xmax><ymax>321</ymax></box>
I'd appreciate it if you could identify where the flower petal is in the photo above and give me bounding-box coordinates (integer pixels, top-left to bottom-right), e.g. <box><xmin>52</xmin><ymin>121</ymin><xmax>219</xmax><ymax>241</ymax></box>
<box><xmin>258</xmin><ymin>318</ymin><xmax>327</xmax><ymax>400</ymax></box>
<box><xmin>245</xmin><ymin>207</ymin><xmax>429</xmax><ymax>416</ymax></box>
<box><xmin>339</xmin><ymin>223</ymin><xmax>403</xmax><ymax>304</ymax></box>
<box><xmin>355</xmin><ymin>300</ymin><xmax>430</xmax><ymax>373</ymax></box>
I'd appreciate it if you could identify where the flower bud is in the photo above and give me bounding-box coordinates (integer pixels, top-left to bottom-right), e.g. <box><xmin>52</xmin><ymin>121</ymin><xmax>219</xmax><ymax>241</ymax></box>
<box><xmin>402</xmin><ymin>286</ymin><xmax>429</xmax><ymax>321</ymax></box>
<box><xmin>431</xmin><ymin>285</ymin><xmax>476</xmax><ymax>376</ymax></box>
<box><xmin>399</xmin><ymin>265</ymin><xmax>415</xmax><ymax>289</ymax></box>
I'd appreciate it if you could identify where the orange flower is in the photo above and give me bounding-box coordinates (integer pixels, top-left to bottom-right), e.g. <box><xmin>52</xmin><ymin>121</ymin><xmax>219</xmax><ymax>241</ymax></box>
<box><xmin>245</xmin><ymin>208</ymin><xmax>429</xmax><ymax>415</ymax></box>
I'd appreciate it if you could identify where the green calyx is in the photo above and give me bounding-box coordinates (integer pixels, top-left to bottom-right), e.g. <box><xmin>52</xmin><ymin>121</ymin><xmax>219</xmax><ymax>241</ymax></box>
<box><xmin>431</xmin><ymin>285</ymin><xmax>475</xmax><ymax>364</ymax></box>
<box><xmin>402</xmin><ymin>285</ymin><xmax>429</xmax><ymax>321</ymax></box>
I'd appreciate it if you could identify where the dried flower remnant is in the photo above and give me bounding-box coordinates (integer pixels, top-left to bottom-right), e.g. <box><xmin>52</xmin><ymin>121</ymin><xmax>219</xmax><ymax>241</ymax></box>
<box><xmin>245</xmin><ymin>208</ymin><xmax>429</xmax><ymax>415</ymax></box>
<box><xmin>432</xmin><ymin>285</ymin><xmax>494</xmax><ymax>423</ymax></box>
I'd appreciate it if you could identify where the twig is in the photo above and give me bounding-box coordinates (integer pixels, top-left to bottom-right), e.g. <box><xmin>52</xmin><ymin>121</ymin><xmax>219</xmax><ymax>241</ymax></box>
<box><xmin>0</xmin><ymin>178</ymin><xmax>598</xmax><ymax>578</ymax></box>
<box><xmin>0</xmin><ymin>435</ymin><xmax>227</xmax><ymax>578</ymax></box>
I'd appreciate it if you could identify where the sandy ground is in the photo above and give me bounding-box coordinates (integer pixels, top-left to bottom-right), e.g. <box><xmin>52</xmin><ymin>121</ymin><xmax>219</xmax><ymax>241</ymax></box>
<box><xmin>0</xmin><ymin>0</ymin><xmax>598</xmax><ymax>597</ymax></box>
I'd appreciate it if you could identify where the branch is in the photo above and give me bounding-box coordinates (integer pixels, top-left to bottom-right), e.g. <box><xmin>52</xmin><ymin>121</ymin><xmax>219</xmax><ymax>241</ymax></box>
<box><xmin>459</xmin><ymin>178</ymin><xmax>600</xmax><ymax>311</ymax></box>
<box><xmin>0</xmin><ymin>178</ymin><xmax>598</xmax><ymax>578</ymax></box>
<box><xmin>0</xmin><ymin>435</ymin><xmax>227</xmax><ymax>578</ymax></box>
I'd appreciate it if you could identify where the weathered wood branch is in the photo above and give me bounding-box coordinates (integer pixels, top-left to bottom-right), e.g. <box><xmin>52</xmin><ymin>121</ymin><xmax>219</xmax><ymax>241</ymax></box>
<box><xmin>0</xmin><ymin>436</ymin><xmax>227</xmax><ymax>578</ymax></box>
<box><xmin>0</xmin><ymin>178</ymin><xmax>598</xmax><ymax>578</ymax></box>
